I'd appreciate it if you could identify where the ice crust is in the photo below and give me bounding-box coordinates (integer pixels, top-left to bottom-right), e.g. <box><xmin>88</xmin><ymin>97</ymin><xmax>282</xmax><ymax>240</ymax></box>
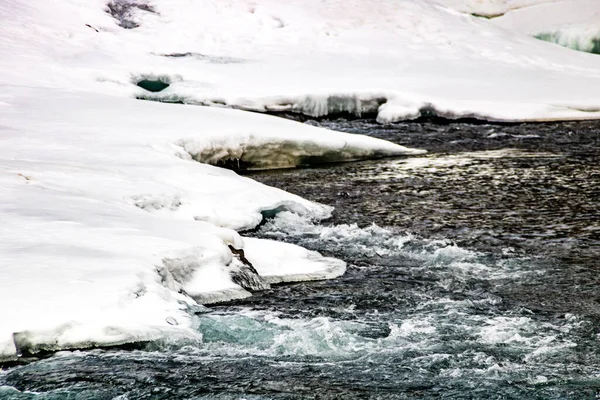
<box><xmin>244</xmin><ymin>238</ymin><xmax>346</xmax><ymax>284</ymax></box>
<box><xmin>2</xmin><ymin>0</ymin><xmax>600</xmax><ymax>361</ymax></box>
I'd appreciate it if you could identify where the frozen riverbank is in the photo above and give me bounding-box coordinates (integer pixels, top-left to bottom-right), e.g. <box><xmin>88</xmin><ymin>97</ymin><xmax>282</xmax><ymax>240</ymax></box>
<box><xmin>2</xmin><ymin>0</ymin><xmax>600</xmax><ymax>364</ymax></box>
<box><xmin>3</xmin><ymin>118</ymin><xmax>600</xmax><ymax>398</ymax></box>
<box><xmin>0</xmin><ymin>88</ymin><xmax>420</xmax><ymax>362</ymax></box>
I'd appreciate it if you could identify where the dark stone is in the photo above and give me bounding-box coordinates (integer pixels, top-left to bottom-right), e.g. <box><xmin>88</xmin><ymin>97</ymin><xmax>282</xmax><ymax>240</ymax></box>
<box><xmin>106</xmin><ymin>0</ymin><xmax>156</xmax><ymax>29</ymax></box>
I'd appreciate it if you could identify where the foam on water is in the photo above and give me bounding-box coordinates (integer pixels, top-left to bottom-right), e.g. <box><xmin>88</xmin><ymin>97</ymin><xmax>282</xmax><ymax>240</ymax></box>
<box><xmin>242</xmin><ymin>215</ymin><xmax>595</xmax><ymax>378</ymax></box>
<box><xmin>258</xmin><ymin>211</ymin><xmax>541</xmax><ymax>282</ymax></box>
<box><xmin>72</xmin><ymin>215</ymin><xmax>586</xmax><ymax>382</ymax></box>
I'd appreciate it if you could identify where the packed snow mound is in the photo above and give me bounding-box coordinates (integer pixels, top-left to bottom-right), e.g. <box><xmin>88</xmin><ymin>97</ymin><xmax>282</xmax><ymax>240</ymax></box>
<box><xmin>2</xmin><ymin>0</ymin><xmax>600</xmax><ymax>122</ymax></box>
<box><xmin>492</xmin><ymin>0</ymin><xmax>600</xmax><ymax>54</ymax></box>
<box><xmin>178</xmin><ymin>126</ymin><xmax>424</xmax><ymax>171</ymax></box>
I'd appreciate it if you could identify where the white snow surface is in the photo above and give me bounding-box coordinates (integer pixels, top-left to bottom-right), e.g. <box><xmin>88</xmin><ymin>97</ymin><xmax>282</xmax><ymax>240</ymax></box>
<box><xmin>2</xmin><ymin>0</ymin><xmax>600</xmax><ymax>123</ymax></box>
<box><xmin>435</xmin><ymin>0</ymin><xmax>557</xmax><ymax>17</ymax></box>
<box><xmin>2</xmin><ymin>0</ymin><xmax>600</xmax><ymax>361</ymax></box>
<box><xmin>244</xmin><ymin>237</ymin><xmax>346</xmax><ymax>284</ymax></box>
<box><xmin>0</xmin><ymin>0</ymin><xmax>422</xmax><ymax>359</ymax></box>
<box><xmin>492</xmin><ymin>0</ymin><xmax>600</xmax><ymax>54</ymax></box>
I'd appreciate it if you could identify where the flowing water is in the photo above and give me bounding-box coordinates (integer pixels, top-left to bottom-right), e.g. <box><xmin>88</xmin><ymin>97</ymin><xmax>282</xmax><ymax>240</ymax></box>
<box><xmin>1</xmin><ymin>119</ymin><xmax>600</xmax><ymax>399</ymax></box>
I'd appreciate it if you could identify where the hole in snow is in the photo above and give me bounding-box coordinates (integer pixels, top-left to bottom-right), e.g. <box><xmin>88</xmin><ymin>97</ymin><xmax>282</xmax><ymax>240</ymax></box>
<box><xmin>470</xmin><ymin>13</ymin><xmax>504</xmax><ymax>19</ymax></box>
<box><xmin>136</xmin><ymin>79</ymin><xmax>170</xmax><ymax>93</ymax></box>
<box><xmin>133</xmin><ymin>74</ymin><xmax>183</xmax><ymax>94</ymax></box>
<box><xmin>106</xmin><ymin>0</ymin><xmax>156</xmax><ymax>29</ymax></box>
<box><xmin>260</xmin><ymin>205</ymin><xmax>290</xmax><ymax>219</ymax></box>
<box><xmin>271</xmin><ymin>16</ymin><xmax>285</xmax><ymax>29</ymax></box>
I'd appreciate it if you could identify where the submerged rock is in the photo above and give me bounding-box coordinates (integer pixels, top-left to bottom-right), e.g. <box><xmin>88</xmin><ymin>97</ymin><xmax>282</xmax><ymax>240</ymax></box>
<box><xmin>228</xmin><ymin>245</ymin><xmax>270</xmax><ymax>291</ymax></box>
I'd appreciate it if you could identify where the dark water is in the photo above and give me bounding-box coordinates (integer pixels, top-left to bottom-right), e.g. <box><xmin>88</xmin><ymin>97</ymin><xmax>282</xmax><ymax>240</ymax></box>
<box><xmin>2</xmin><ymin>119</ymin><xmax>600</xmax><ymax>399</ymax></box>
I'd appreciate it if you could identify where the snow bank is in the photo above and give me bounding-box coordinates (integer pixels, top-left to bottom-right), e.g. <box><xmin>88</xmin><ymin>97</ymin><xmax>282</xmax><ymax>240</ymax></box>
<box><xmin>176</xmin><ymin>109</ymin><xmax>424</xmax><ymax>170</ymax></box>
<box><xmin>0</xmin><ymin>87</ymin><xmax>414</xmax><ymax>361</ymax></box>
<box><xmin>3</xmin><ymin>0</ymin><xmax>600</xmax><ymax>124</ymax></box>
<box><xmin>120</xmin><ymin>0</ymin><xmax>600</xmax><ymax>122</ymax></box>
<box><xmin>1</xmin><ymin>0</ymin><xmax>430</xmax><ymax>361</ymax></box>
<box><xmin>492</xmin><ymin>0</ymin><xmax>600</xmax><ymax>54</ymax></box>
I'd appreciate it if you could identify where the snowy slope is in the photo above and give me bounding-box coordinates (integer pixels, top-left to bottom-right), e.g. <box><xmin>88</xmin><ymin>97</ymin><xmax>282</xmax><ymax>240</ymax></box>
<box><xmin>492</xmin><ymin>0</ymin><xmax>600</xmax><ymax>54</ymax></box>
<box><xmin>2</xmin><ymin>0</ymin><xmax>600</xmax><ymax>123</ymax></box>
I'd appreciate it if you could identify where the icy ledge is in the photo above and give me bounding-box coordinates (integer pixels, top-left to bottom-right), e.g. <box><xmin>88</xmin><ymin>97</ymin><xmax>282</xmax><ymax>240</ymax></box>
<box><xmin>140</xmin><ymin>90</ymin><xmax>600</xmax><ymax>124</ymax></box>
<box><xmin>6</xmin><ymin>240</ymin><xmax>346</xmax><ymax>359</ymax></box>
<box><xmin>0</xmin><ymin>87</ymin><xmax>406</xmax><ymax>362</ymax></box>
<box><xmin>155</xmin><ymin>239</ymin><xmax>345</xmax><ymax>306</ymax></box>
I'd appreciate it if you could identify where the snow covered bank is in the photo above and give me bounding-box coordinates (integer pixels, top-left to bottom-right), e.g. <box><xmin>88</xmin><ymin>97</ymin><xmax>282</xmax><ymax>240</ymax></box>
<box><xmin>123</xmin><ymin>0</ymin><xmax>600</xmax><ymax>122</ymax></box>
<box><xmin>3</xmin><ymin>0</ymin><xmax>600</xmax><ymax>124</ymax></box>
<box><xmin>442</xmin><ymin>0</ymin><xmax>600</xmax><ymax>55</ymax></box>
<box><xmin>0</xmin><ymin>87</ymin><xmax>408</xmax><ymax>361</ymax></box>
<box><xmin>492</xmin><ymin>0</ymin><xmax>600</xmax><ymax>55</ymax></box>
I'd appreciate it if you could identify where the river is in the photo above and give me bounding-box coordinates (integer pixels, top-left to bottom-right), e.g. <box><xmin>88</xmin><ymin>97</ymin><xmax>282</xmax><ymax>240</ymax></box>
<box><xmin>1</xmin><ymin>118</ymin><xmax>599</xmax><ymax>399</ymax></box>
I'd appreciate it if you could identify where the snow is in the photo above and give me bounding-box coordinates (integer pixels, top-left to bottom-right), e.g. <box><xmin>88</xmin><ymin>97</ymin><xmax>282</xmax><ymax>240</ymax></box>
<box><xmin>244</xmin><ymin>237</ymin><xmax>346</xmax><ymax>284</ymax></box>
<box><xmin>2</xmin><ymin>0</ymin><xmax>600</xmax><ymax>362</ymax></box>
<box><xmin>435</xmin><ymin>0</ymin><xmax>556</xmax><ymax>17</ymax></box>
<box><xmin>3</xmin><ymin>0</ymin><xmax>600</xmax><ymax>123</ymax></box>
<box><xmin>492</xmin><ymin>0</ymin><xmax>600</xmax><ymax>54</ymax></box>
<box><xmin>117</xmin><ymin>0</ymin><xmax>600</xmax><ymax>122</ymax></box>
<box><xmin>440</xmin><ymin>0</ymin><xmax>600</xmax><ymax>55</ymax></box>
<box><xmin>159</xmin><ymin>247</ymin><xmax>253</xmax><ymax>305</ymax></box>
